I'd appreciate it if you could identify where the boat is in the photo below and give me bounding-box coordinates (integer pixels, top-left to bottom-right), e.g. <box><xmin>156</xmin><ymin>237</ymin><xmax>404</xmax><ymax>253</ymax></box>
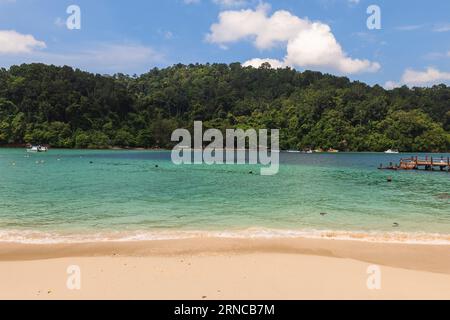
<box><xmin>327</xmin><ymin>148</ymin><xmax>339</xmax><ymax>153</ymax></box>
<box><xmin>384</xmin><ymin>149</ymin><xmax>399</xmax><ymax>154</ymax></box>
<box><xmin>26</xmin><ymin>145</ymin><xmax>48</xmax><ymax>153</ymax></box>
<box><xmin>286</xmin><ymin>150</ymin><xmax>301</xmax><ymax>153</ymax></box>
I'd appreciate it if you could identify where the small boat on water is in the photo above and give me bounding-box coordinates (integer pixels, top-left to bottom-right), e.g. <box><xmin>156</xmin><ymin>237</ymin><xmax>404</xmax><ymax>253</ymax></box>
<box><xmin>384</xmin><ymin>149</ymin><xmax>399</xmax><ymax>154</ymax></box>
<box><xmin>27</xmin><ymin>145</ymin><xmax>48</xmax><ymax>153</ymax></box>
<box><xmin>286</xmin><ymin>150</ymin><xmax>301</xmax><ymax>153</ymax></box>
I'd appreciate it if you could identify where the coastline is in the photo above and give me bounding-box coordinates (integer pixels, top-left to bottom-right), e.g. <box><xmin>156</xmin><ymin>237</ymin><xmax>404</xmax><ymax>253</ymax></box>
<box><xmin>1</xmin><ymin>237</ymin><xmax>449</xmax><ymax>299</ymax></box>
<box><xmin>2</xmin><ymin>236</ymin><xmax>450</xmax><ymax>274</ymax></box>
<box><xmin>2</xmin><ymin>145</ymin><xmax>449</xmax><ymax>153</ymax></box>
<box><xmin>0</xmin><ymin>145</ymin><xmax>169</xmax><ymax>151</ymax></box>
<box><xmin>2</xmin><ymin>147</ymin><xmax>449</xmax><ymax>299</ymax></box>
<box><xmin>1</xmin><ymin>228</ymin><xmax>450</xmax><ymax>246</ymax></box>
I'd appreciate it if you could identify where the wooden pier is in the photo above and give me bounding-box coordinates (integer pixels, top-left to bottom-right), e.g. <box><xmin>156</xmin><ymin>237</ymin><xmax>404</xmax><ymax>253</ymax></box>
<box><xmin>379</xmin><ymin>156</ymin><xmax>450</xmax><ymax>172</ymax></box>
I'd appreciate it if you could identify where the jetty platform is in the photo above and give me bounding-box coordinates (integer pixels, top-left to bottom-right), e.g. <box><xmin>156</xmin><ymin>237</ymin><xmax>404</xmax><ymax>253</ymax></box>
<box><xmin>379</xmin><ymin>156</ymin><xmax>450</xmax><ymax>172</ymax></box>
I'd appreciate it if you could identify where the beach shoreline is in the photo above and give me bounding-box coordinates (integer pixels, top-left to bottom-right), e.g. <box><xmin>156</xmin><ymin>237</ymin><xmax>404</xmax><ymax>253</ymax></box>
<box><xmin>1</xmin><ymin>237</ymin><xmax>449</xmax><ymax>300</ymax></box>
<box><xmin>1</xmin><ymin>236</ymin><xmax>449</xmax><ymax>273</ymax></box>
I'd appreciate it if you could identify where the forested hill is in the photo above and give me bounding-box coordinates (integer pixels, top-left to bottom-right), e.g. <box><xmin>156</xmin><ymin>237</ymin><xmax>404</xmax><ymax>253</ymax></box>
<box><xmin>0</xmin><ymin>63</ymin><xmax>449</xmax><ymax>152</ymax></box>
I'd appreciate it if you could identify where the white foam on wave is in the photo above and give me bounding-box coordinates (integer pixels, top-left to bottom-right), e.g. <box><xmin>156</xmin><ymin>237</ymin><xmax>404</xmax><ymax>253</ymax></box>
<box><xmin>0</xmin><ymin>228</ymin><xmax>450</xmax><ymax>245</ymax></box>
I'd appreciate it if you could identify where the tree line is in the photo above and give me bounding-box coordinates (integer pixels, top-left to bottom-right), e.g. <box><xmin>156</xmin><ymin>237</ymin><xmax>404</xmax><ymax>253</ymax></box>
<box><xmin>0</xmin><ymin>62</ymin><xmax>449</xmax><ymax>152</ymax></box>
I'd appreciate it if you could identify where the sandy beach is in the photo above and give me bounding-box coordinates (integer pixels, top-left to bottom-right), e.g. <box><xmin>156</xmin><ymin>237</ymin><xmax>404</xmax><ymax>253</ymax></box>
<box><xmin>0</xmin><ymin>237</ymin><xmax>449</xmax><ymax>300</ymax></box>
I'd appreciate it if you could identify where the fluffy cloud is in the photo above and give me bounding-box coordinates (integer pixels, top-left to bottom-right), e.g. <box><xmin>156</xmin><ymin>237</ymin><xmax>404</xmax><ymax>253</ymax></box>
<box><xmin>284</xmin><ymin>23</ymin><xmax>380</xmax><ymax>73</ymax></box>
<box><xmin>385</xmin><ymin>67</ymin><xmax>450</xmax><ymax>88</ymax></box>
<box><xmin>206</xmin><ymin>4</ymin><xmax>380</xmax><ymax>74</ymax></box>
<box><xmin>384</xmin><ymin>81</ymin><xmax>400</xmax><ymax>90</ymax></box>
<box><xmin>402</xmin><ymin>67</ymin><xmax>450</xmax><ymax>86</ymax></box>
<box><xmin>0</xmin><ymin>30</ymin><xmax>46</xmax><ymax>54</ymax></box>
<box><xmin>243</xmin><ymin>58</ymin><xmax>286</xmax><ymax>68</ymax></box>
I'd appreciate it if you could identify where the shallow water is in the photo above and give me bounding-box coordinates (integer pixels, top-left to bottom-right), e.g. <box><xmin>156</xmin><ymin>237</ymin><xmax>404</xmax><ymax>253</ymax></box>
<box><xmin>0</xmin><ymin>149</ymin><xmax>449</xmax><ymax>244</ymax></box>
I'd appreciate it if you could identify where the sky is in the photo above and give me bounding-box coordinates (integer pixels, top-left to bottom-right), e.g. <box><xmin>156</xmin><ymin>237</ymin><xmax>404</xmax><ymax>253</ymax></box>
<box><xmin>0</xmin><ymin>0</ymin><xmax>449</xmax><ymax>88</ymax></box>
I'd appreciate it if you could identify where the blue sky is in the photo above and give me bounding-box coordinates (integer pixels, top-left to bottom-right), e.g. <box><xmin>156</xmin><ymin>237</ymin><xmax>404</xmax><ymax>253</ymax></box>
<box><xmin>0</xmin><ymin>0</ymin><xmax>449</xmax><ymax>87</ymax></box>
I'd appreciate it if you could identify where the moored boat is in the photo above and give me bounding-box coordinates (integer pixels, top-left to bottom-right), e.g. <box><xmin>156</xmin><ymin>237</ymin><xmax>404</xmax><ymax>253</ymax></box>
<box><xmin>384</xmin><ymin>149</ymin><xmax>399</xmax><ymax>154</ymax></box>
<box><xmin>26</xmin><ymin>145</ymin><xmax>48</xmax><ymax>153</ymax></box>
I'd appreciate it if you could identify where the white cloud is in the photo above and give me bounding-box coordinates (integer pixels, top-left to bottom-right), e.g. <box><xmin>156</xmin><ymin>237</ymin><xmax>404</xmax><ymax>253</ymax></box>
<box><xmin>184</xmin><ymin>0</ymin><xmax>249</xmax><ymax>6</ymax></box>
<box><xmin>206</xmin><ymin>4</ymin><xmax>380</xmax><ymax>74</ymax></box>
<box><xmin>0</xmin><ymin>43</ymin><xmax>164</xmax><ymax>75</ymax></box>
<box><xmin>243</xmin><ymin>58</ymin><xmax>286</xmax><ymax>68</ymax></box>
<box><xmin>158</xmin><ymin>29</ymin><xmax>174</xmax><ymax>40</ymax></box>
<box><xmin>384</xmin><ymin>80</ymin><xmax>399</xmax><ymax>90</ymax></box>
<box><xmin>0</xmin><ymin>30</ymin><xmax>46</xmax><ymax>54</ymax></box>
<box><xmin>402</xmin><ymin>67</ymin><xmax>450</xmax><ymax>86</ymax></box>
<box><xmin>433</xmin><ymin>23</ymin><xmax>450</xmax><ymax>32</ymax></box>
<box><xmin>54</xmin><ymin>17</ymin><xmax>66</xmax><ymax>28</ymax></box>
<box><xmin>164</xmin><ymin>31</ymin><xmax>174</xmax><ymax>39</ymax></box>
<box><xmin>395</xmin><ymin>24</ymin><xmax>424</xmax><ymax>31</ymax></box>
<box><xmin>385</xmin><ymin>67</ymin><xmax>450</xmax><ymax>88</ymax></box>
<box><xmin>423</xmin><ymin>52</ymin><xmax>445</xmax><ymax>60</ymax></box>
<box><xmin>284</xmin><ymin>22</ymin><xmax>380</xmax><ymax>74</ymax></box>
<box><xmin>213</xmin><ymin>0</ymin><xmax>249</xmax><ymax>8</ymax></box>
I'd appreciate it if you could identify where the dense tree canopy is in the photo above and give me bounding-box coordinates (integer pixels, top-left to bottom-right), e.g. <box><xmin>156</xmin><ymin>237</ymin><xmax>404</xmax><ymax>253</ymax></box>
<box><xmin>0</xmin><ymin>63</ymin><xmax>449</xmax><ymax>152</ymax></box>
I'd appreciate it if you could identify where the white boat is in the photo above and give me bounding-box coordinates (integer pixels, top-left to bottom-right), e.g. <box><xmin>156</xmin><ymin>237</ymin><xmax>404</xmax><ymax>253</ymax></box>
<box><xmin>384</xmin><ymin>149</ymin><xmax>399</xmax><ymax>154</ymax></box>
<box><xmin>27</xmin><ymin>145</ymin><xmax>48</xmax><ymax>153</ymax></box>
<box><xmin>286</xmin><ymin>150</ymin><xmax>301</xmax><ymax>153</ymax></box>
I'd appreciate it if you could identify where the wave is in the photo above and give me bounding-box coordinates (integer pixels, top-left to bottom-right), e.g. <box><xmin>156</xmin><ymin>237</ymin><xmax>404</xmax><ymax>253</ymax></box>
<box><xmin>0</xmin><ymin>228</ymin><xmax>450</xmax><ymax>245</ymax></box>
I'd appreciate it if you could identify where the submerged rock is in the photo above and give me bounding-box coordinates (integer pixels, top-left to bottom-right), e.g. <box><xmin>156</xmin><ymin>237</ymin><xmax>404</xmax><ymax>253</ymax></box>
<box><xmin>435</xmin><ymin>193</ymin><xmax>450</xmax><ymax>200</ymax></box>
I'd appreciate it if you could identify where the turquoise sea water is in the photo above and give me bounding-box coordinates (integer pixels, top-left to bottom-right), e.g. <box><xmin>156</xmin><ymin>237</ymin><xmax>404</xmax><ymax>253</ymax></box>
<box><xmin>0</xmin><ymin>148</ymin><xmax>449</xmax><ymax>244</ymax></box>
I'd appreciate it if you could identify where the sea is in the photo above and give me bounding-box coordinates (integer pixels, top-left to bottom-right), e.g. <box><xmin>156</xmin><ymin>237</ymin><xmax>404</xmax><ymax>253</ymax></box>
<box><xmin>0</xmin><ymin>148</ymin><xmax>449</xmax><ymax>244</ymax></box>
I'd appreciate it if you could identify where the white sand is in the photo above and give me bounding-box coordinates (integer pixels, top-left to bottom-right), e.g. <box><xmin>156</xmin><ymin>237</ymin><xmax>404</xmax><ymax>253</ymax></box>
<box><xmin>0</xmin><ymin>238</ymin><xmax>449</xmax><ymax>300</ymax></box>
